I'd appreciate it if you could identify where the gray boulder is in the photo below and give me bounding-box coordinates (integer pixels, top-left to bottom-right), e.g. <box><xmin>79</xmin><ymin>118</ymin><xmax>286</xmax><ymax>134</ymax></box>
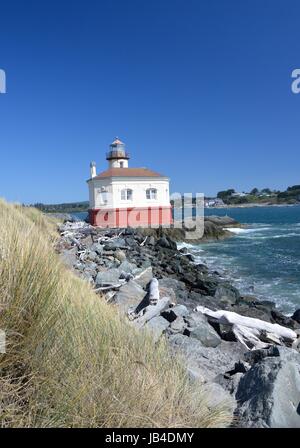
<box><xmin>159</xmin><ymin>277</ymin><xmax>188</xmax><ymax>302</ymax></box>
<box><xmin>215</xmin><ymin>372</ymin><xmax>245</xmax><ymax>396</ymax></box>
<box><xmin>244</xmin><ymin>346</ymin><xmax>280</xmax><ymax>365</ymax></box>
<box><xmin>214</xmin><ymin>283</ymin><xmax>240</xmax><ymax>305</ymax></box>
<box><xmin>184</xmin><ymin>311</ymin><xmax>207</xmax><ymax>327</ymax></box>
<box><xmin>236</xmin><ymin>347</ymin><xmax>300</xmax><ymax>428</ymax></box>
<box><xmin>90</xmin><ymin>243</ymin><xmax>104</xmax><ymax>255</ymax></box>
<box><xmin>202</xmin><ymin>382</ymin><xmax>236</xmax><ymax>421</ymax></box>
<box><xmin>146</xmin><ymin>236</ymin><xmax>156</xmax><ymax>246</ymax></box>
<box><xmin>271</xmin><ymin>309</ymin><xmax>298</xmax><ymax>329</ymax></box>
<box><xmin>292</xmin><ymin>309</ymin><xmax>300</xmax><ymax>324</ymax></box>
<box><xmin>114</xmin><ymin>280</ymin><xmax>146</xmax><ymax>313</ymax></box>
<box><xmin>81</xmin><ymin>270</ymin><xmax>95</xmax><ymax>283</ymax></box>
<box><xmin>162</xmin><ymin>304</ymin><xmax>189</xmax><ymax>322</ymax></box>
<box><xmin>156</xmin><ymin>236</ymin><xmax>177</xmax><ymax>250</ymax></box>
<box><xmin>104</xmin><ymin>238</ymin><xmax>127</xmax><ymax>250</ymax></box>
<box><xmin>95</xmin><ymin>268</ymin><xmax>121</xmax><ymax>286</ymax></box>
<box><xmin>114</xmin><ymin>249</ymin><xmax>127</xmax><ymax>262</ymax></box>
<box><xmin>119</xmin><ymin>260</ymin><xmax>138</xmax><ymax>274</ymax></box>
<box><xmin>168</xmin><ymin>316</ymin><xmax>186</xmax><ymax>334</ymax></box>
<box><xmin>186</xmin><ymin>324</ymin><xmax>221</xmax><ymax>348</ymax></box>
<box><xmin>169</xmin><ymin>333</ymin><xmax>247</xmax><ymax>382</ymax></box>
<box><xmin>60</xmin><ymin>248</ymin><xmax>78</xmax><ymax>269</ymax></box>
<box><xmin>85</xmin><ymin>250</ymin><xmax>98</xmax><ymax>261</ymax></box>
<box><xmin>184</xmin><ymin>312</ymin><xmax>221</xmax><ymax>348</ymax></box>
<box><xmin>209</xmin><ymin>321</ymin><xmax>237</xmax><ymax>342</ymax></box>
<box><xmin>134</xmin><ymin>266</ymin><xmax>153</xmax><ymax>288</ymax></box>
<box><xmin>205</xmin><ymin>215</ymin><xmax>238</xmax><ymax>227</ymax></box>
<box><xmin>145</xmin><ymin>316</ymin><xmax>170</xmax><ymax>342</ymax></box>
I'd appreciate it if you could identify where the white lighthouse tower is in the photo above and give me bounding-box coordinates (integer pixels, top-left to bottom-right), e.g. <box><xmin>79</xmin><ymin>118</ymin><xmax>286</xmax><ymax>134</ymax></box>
<box><xmin>87</xmin><ymin>137</ymin><xmax>172</xmax><ymax>228</ymax></box>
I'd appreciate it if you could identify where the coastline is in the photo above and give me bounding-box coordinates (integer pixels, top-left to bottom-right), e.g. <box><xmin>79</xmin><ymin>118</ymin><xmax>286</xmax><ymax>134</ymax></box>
<box><xmin>54</xmin><ymin>209</ymin><xmax>299</xmax><ymax>315</ymax></box>
<box><xmin>56</xmin><ymin>219</ymin><xmax>300</xmax><ymax>427</ymax></box>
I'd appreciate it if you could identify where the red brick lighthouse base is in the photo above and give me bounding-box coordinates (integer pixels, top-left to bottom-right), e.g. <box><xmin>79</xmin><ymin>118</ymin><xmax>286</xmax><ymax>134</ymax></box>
<box><xmin>89</xmin><ymin>205</ymin><xmax>173</xmax><ymax>228</ymax></box>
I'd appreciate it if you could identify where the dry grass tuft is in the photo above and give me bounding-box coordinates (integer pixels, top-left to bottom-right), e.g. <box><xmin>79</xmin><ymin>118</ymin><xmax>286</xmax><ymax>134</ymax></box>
<box><xmin>0</xmin><ymin>199</ymin><xmax>233</xmax><ymax>427</ymax></box>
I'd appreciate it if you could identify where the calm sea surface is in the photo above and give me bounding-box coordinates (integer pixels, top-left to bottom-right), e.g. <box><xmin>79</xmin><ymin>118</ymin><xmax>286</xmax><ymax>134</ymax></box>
<box><xmin>73</xmin><ymin>206</ymin><xmax>300</xmax><ymax>314</ymax></box>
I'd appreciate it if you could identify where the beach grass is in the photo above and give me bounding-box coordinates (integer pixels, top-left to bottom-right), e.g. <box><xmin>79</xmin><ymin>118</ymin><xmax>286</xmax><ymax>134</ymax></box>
<box><xmin>0</xmin><ymin>199</ymin><xmax>233</xmax><ymax>427</ymax></box>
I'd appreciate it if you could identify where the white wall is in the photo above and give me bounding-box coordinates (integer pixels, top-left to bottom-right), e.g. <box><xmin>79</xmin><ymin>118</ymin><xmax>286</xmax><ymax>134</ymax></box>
<box><xmin>88</xmin><ymin>177</ymin><xmax>170</xmax><ymax>209</ymax></box>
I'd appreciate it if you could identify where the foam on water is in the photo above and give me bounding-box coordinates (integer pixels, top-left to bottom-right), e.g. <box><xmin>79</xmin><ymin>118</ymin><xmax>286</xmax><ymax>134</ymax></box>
<box><xmin>226</xmin><ymin>227</ymin><xmax>271</xmax><ymax>234</ymax></box>
<box><xmin>194</xmin><ymin>206</ymin><xmax>300</xmax><ymax>314</ymax></box>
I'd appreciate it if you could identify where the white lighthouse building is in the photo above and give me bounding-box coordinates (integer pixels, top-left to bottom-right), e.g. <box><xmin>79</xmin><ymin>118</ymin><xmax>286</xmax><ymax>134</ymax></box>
<box><xmin>87</xmin><ymin>138</ymin><xmax>172</xmax><ymax>228</ymax></box>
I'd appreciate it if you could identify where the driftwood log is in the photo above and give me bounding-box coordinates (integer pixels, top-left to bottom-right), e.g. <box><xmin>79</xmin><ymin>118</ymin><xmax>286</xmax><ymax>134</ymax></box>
<box><xmin>127</xmin><ymin>278</ymin><xmax>171</xmax><ymax>327</ymax></box>
<box><xmin>149</xmin><ymin>278</ymin><xmax>159</xmax><ymax>305</ymax></box>
<box><xmin>195</xmin><ymin>306</ymin><xmax>298</xmax><ymax>350</ymax></box>
<box><xmin>139</xmin><ymin>236</ymin><xmax>147</xmax><ymax>247</ymax></box>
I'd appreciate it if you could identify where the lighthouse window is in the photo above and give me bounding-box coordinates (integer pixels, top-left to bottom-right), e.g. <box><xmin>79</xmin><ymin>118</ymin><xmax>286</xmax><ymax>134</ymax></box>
<box><xmin>146</xmin><ymin>188</ymin><xmax>157</xmax><ymax>200</ymax></box>
<box><xmin>121</xmin><ymin>188</ymin><xmax>133</xmax><ymax>201</ymax></box>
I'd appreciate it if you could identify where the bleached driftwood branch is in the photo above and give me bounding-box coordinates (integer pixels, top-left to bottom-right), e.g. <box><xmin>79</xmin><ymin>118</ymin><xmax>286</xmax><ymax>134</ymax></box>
<box><xmin>97</xmin><ymin>230</ymin><xmax>124</xmax><ymax>244</ymax></box>
<box><xmin>140</xmin><ymin>237</ymin><xmax>147</xmax><ymax>247</ymax></box>
<box><xmin>195</xmin><ymin>306</ymin><xmax>298</xmax><ymax>350</ymax></box>
<box><xmin>94</xmin><ymin>281</ymin><xmax>126</xmax><ymax>292</ymax></box>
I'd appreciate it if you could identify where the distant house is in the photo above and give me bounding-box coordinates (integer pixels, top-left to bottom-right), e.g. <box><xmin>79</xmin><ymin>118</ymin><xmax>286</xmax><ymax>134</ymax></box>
<box><xmin>257</xmin><ymin>192</ymin><xmax>271</xmax><ymax>197</ymax></box>
<box><xmin>231</xmin><ymin>192</ymin><xmax>247</xmax><ymax>198</ymax></box>
<box><xmin>214</xmin><ymin>198</ymin><xmax>225</xmax><ymax>206</ymax></box>
<box><xmin>205</xmin><ymin>198</ymin><xmax>225</xmax><ymax>207</ymax></box>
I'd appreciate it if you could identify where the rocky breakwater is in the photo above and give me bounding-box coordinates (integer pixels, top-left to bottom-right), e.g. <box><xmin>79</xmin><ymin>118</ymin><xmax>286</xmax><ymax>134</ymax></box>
<box><xmin>56</xmin><ymin>219</ymin><xmax>300</xmax><ymax>428</ymax></box>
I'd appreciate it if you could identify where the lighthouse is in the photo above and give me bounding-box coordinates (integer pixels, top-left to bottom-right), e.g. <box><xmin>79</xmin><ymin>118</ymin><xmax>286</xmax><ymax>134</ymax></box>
<box><xmin>87</xmin><ymin>138</ymin><xmax>172</xmax><ymax>228</ymax></box>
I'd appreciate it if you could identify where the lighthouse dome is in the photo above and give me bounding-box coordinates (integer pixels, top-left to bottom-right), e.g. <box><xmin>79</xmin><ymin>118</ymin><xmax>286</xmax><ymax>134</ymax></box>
<box><xmin>106</xmin><ymin>137</ymin><xmax>130</xmax><ymax>167</ymax></box>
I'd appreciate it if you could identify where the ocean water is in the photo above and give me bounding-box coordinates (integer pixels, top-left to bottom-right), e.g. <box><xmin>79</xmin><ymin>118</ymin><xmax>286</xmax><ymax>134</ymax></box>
<box><xmin>191</xmin><ymin>206</ymin><xmax>300</xmax><ymax>315</ymax></box>
<box><xmin>72</xmin><ymin>211</ymin><xmax>88</xmax><ymax>221</ymax></box>
<box><xmin>73</xmin><ymin>206</ymin><xmax>300</xmax><ymax>314</ymax></box>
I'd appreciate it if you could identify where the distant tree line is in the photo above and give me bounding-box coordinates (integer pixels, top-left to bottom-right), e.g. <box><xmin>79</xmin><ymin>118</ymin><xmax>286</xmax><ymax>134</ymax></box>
<box><xmin>216</xmin><ymin>185</ymin><xmax>300</xmax><ymax>205</ymax></box>
<box><xmin>31</xmin><ymin>201</ymin><xmax>89</xmax><ymax>213</ymax></box>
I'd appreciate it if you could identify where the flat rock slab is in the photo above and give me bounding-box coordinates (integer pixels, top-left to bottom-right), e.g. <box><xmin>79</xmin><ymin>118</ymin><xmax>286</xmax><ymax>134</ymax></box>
<box><xmin>169</xmin><ymin>333</ymin><xmax>247</xmax><ymax>382</ymax></box>
<box><xmin>184</xmin><ymin>311</ymin><xmax>222</xmax><ymax>348</ymax></box>
<box><xmin>159</xmin><ymin>285</ymin><xmax>176</xmax><ymax>303</ymax></box>
<box><xmin>60</xmin><ymin>248</ymin><xmax>78</xmax><ymax>269</ymax></box>
<box><xmin>134</xmin><ymin>266</ymin><xmax>153</xmax><ymax>288</ymax></box>
<box><xmin>187</xmin><ymin>324</ymin><xmax>222</xmax><ymax>348</ymax></box>
<box><xmin>114</xmin><ymin>280</ymin><xmax>146</xmax><ymax>314</ymax></box>
<box><xmin>95</xmin><ymin>268</ymin><xmax>121</xmax><ymax>286</ymax></box>
<box><xmin>104</xmin><ymin>238</ymin><xmax>127</xmax><ymax>250</ymax></box>
<box><xmin>118</xmin><ymin>260</ymin><xmax>138</xmax><ymax>274</ymax></box>
<box><xmin>202</xmin><ymin>382</ymin><xmax>236</xmax><ymax>422</ymax></box>
<box><xmin>144</xmin><ymin>316</ymin><xmax>170</xmax><ymax>342</ymax></box>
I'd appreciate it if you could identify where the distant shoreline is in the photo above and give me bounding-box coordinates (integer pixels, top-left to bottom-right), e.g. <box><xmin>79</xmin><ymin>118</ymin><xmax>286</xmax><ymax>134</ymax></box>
<box><xmin>204</xmin><ymin>202</ymin><xmax>300</xmax><ymax>209</ymax></box>
<box><xmin>44</xmin><ymin>202</ymin><xmax>300</xmax><ymax>215</ymax></box>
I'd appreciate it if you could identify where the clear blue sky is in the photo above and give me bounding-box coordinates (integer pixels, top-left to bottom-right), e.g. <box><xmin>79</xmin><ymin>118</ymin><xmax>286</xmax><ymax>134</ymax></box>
<box><xmin>1</xmin><ymin>0</ymin><xmax>300</xmax><ymax>204</ymax></box>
